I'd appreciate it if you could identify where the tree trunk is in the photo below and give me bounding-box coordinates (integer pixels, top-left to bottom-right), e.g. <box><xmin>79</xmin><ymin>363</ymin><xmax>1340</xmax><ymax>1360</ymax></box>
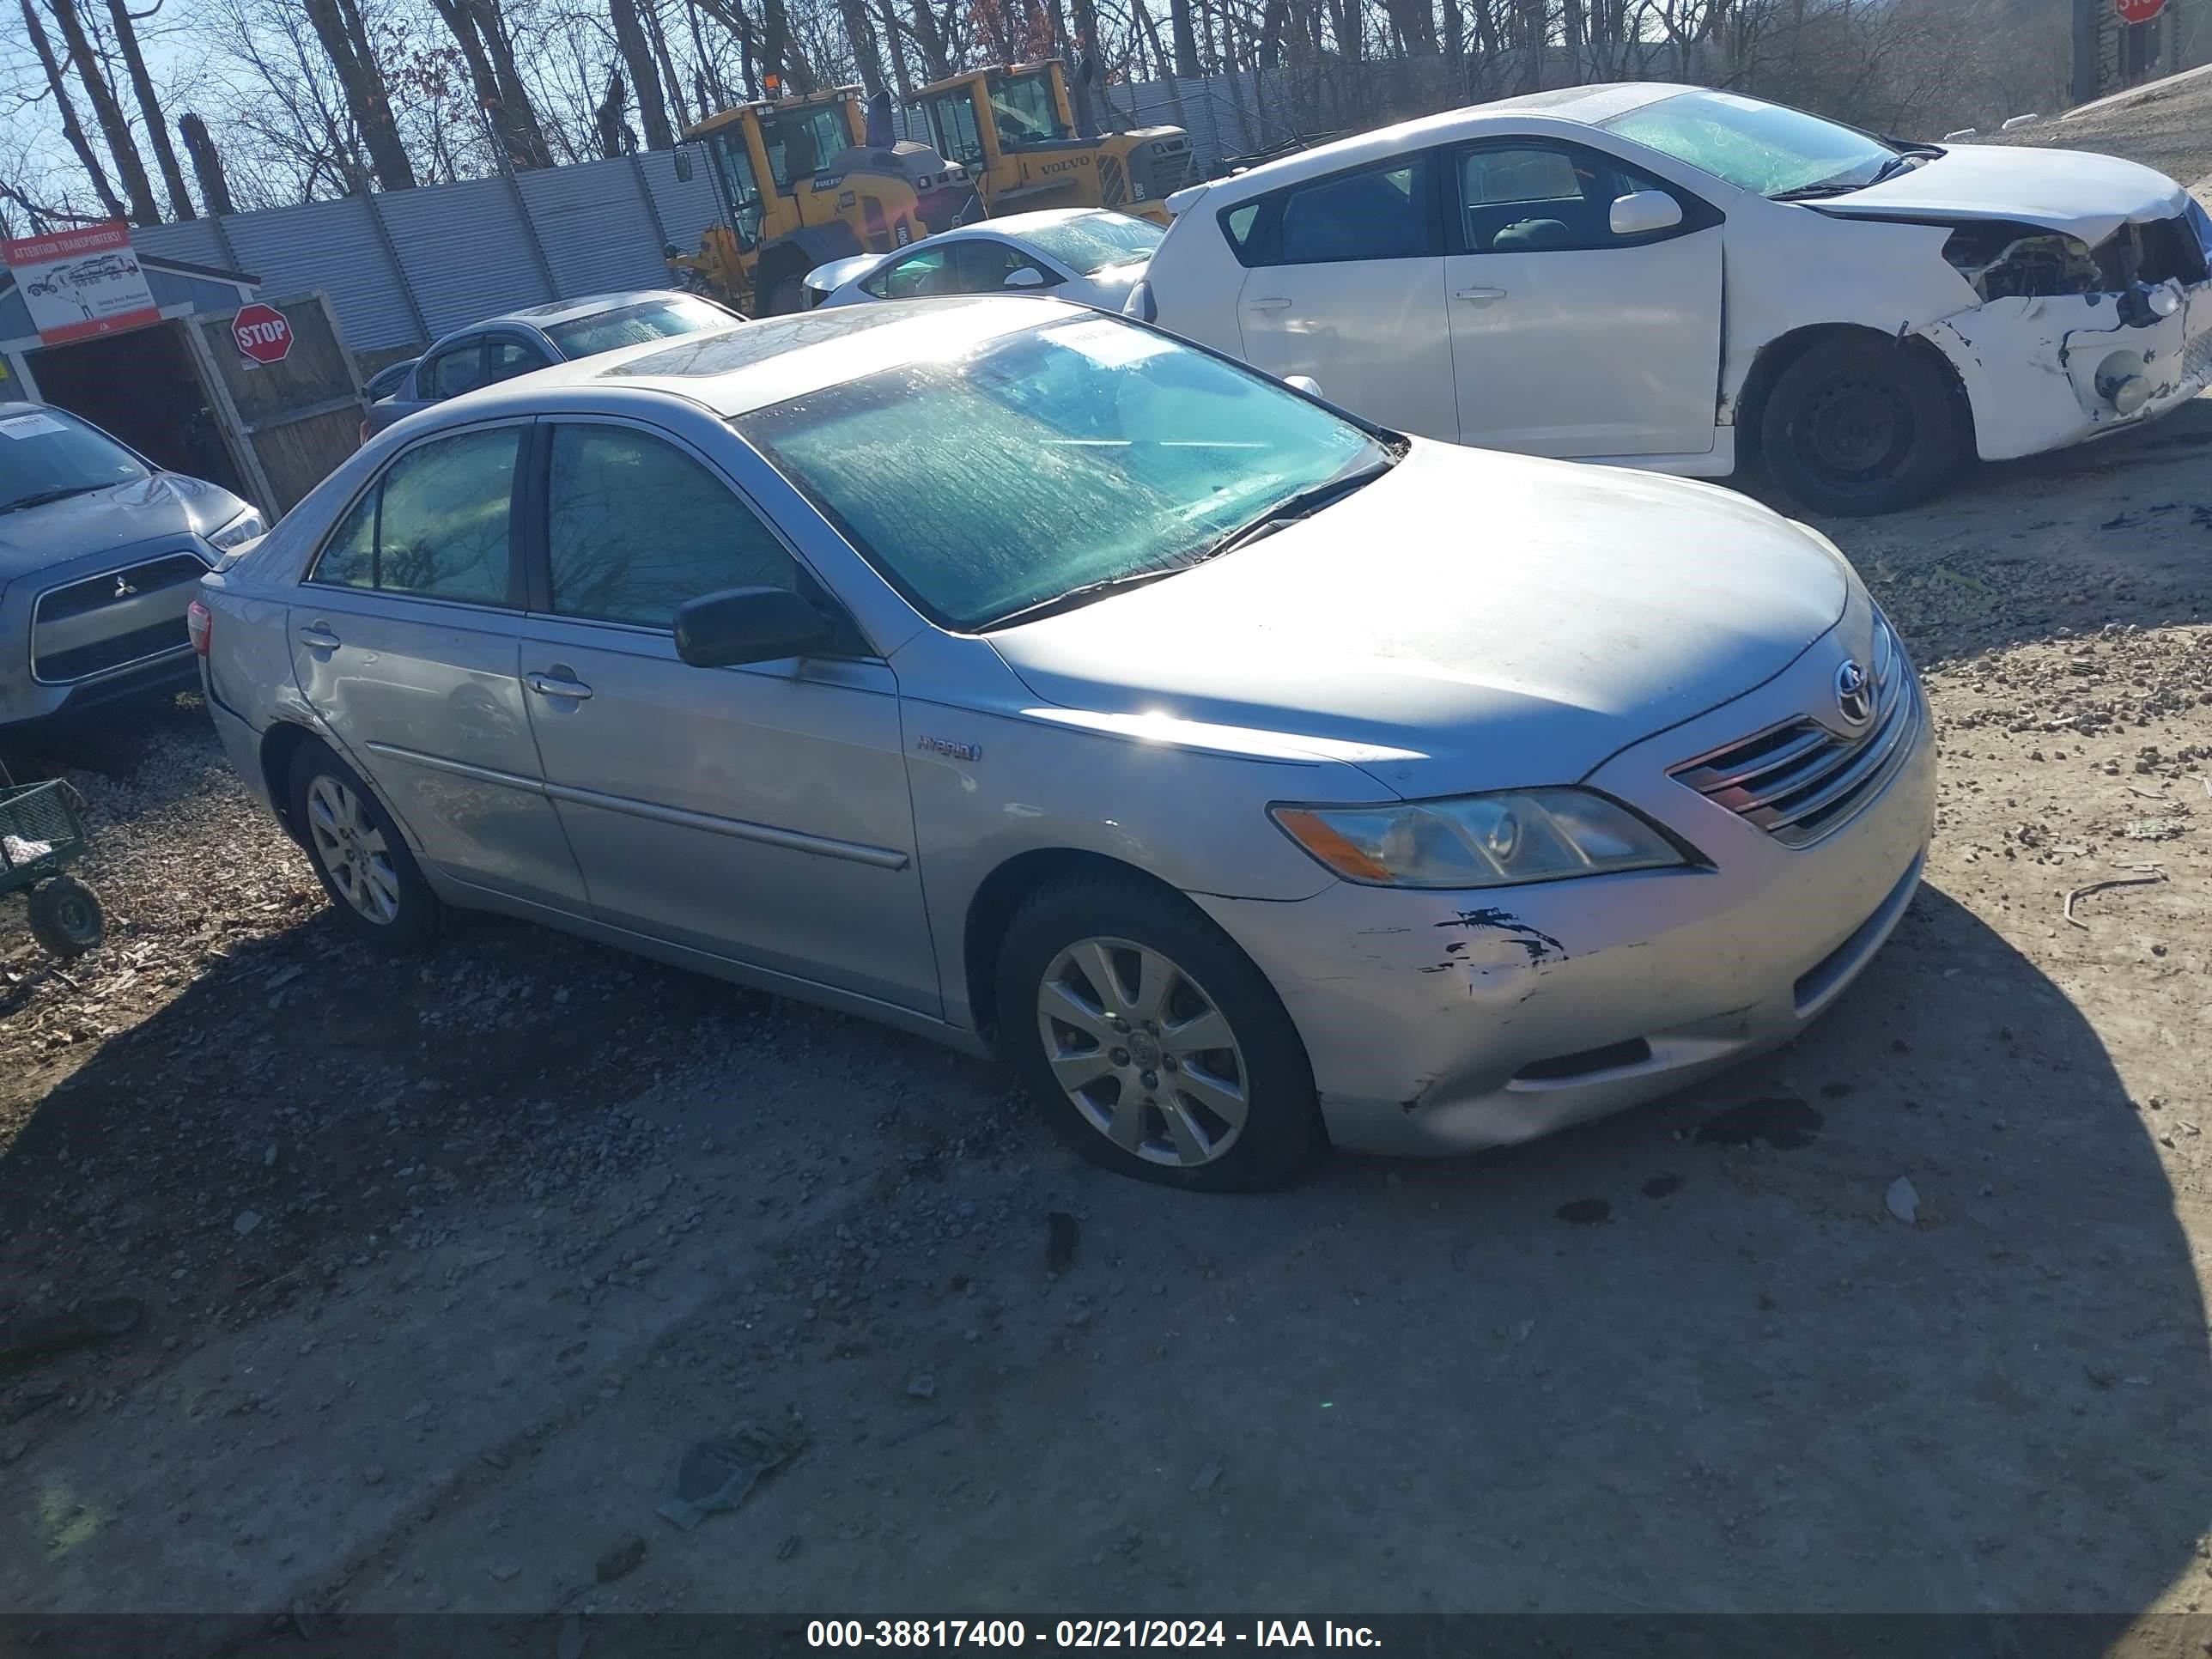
<box><xmin>302</xmin><ymin>0</ymin><xmax>419</xmax><ymax>189</ymax></box>
<box><xmin>177</xmin><ymin>112</ymin><xmax>234</xmax><ymax>215</ymax></box>
<box><xmin>44</xmin><ymin>0</ymin><xmax>161</xmax><ymax>222</ymax></box>
<box><xmin>876</xmin><ymin>0</ymin><xmax>913</xmax><ymax>97</ymax></box>
<box><xmin>16</xmin><ymin>0</ymin><xmax>125</xmax><ymax>219</ymax></box>
<box><xmin>840</xmin><ymin>0</ymin><xmax>888</xmax><ymax>93</ymax></box>
<box><xmin>906</xmin><ymin>0</ymin><xmax>951</xmax><ymax>76</ymax></box>
<box><xmin>610</xmin><ymin>0</ymin><xmax>676</xmax><ymax>147</ymax></box>
<box><xmin>643</xmin><ymin>0</ymin><xmax>693</xmax><ymax>131</ymax></box>
<box><xmin>470</xmin><ymin>0</ymin><xmax>557</xmax><ymax>166</ymax></box>
<box><xmin>596</xmin><ymin>67</ymin><xmax>631</xmax><ymax>155</ymax></box>
<box><xmin>103</xmin><ymin>0</ymin><xmax>192</xmax><ymax>217</ymax></box>
<box><xmin>1168</xmin><ymin>0</ymin><xmax>1200</xmax><ymax>75</ymax></box>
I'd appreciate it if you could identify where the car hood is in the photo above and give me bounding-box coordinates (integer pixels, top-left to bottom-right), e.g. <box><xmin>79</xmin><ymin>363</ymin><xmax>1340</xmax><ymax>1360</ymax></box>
<box><xmin>1811</xmin><ymin>143</ymin><xmax>2190</xmax><ymax>246</ymax></box>
<box><xmin>0</xmin><ymin>472</ymin><xmax>245</xmax><ymax>586</ymax></box>
<box><xmin>986</xmin><ymin>442</ymin><xmax>1850</xmax><ymax>796</ymax></box>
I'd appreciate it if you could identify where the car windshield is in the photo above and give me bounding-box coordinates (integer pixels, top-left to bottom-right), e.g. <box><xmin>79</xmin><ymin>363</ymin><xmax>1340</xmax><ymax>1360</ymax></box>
<box><xmin>0</xmin><ymin>407</ymin><xmax>147</xmax><ymax>513</ymax></box>
<box><xmin>545</xmin><ymin>296</ymin><xmax>736</xmax><ymax>359</ymax></box>
<box><xmin>1018</xmin><ymin>213</ymin><xmax>1165</xmax><ymax>276</ymax></box>
<box><xmin>1601</xmin><ymin>88</ymin><xmax>1905</xmax><ymax>198</ymax></box>
<box><xmin>741</xmin><ymin>315</ymin><xmax>1391</xmax><ymax>630</ymax></box>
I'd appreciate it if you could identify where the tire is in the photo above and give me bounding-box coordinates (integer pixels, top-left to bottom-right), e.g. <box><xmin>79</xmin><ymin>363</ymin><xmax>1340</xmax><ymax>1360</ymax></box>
<box><xmin>994</xmin><ymin>875</ymin><xmax>1328</xmax><ymax>1192</ymax></box>
<box><xmin>288</xmin><ymin>742</ymin><xmax>442</xmax><ymax>951</ymax></box>
<box><xmin>1759</xmin><ymin>336</ymin><xmax>1965</xmax><ymax>517</ymax></box>
<box><xmin>27</xmin><ymin>875</ymin><xmax>104</xmax><ymax>959</ymax></box>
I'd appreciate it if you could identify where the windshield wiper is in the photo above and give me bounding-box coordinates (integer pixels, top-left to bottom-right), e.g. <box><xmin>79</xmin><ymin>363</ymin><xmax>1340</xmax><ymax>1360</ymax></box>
<box><xmin>1772</xmin><ymin>150</ymin><xmax>1932</xmax><ymax>202</ymax></box>
<box><xmin>0</xmin><ymin>483</ymin><xmax>105</xmax><ymax>514</ymax></box>
<box><xmin>981</xmin><ymin>565</ymin><xmax>1192</xmax><ymax>629</ymax></box>
<box><xmin>981</xmin><ymin>452</ymin><xmax>1398</xmax><ymax>630</ymax></box>
<box><xmin>1201</xmin><ymin>454</ymin><xmax>1398</xmax><ymax>561</ymax></box>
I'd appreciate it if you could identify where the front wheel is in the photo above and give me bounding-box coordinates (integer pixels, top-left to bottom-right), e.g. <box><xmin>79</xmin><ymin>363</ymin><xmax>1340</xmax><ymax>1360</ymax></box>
<box><xmin>994</xmin><ymin>875</ymin><xmax>1328</xmax><ymax>1192</ymax></box>
<box><xmin>1759</xmin><ymin>337</ymin><xmax>1965</xmax><ymax>517</ymax></box>
<box><xmin>27</xmin><ymin>874</ymin><xmax>104</xmax><ymax>959</ymax></box>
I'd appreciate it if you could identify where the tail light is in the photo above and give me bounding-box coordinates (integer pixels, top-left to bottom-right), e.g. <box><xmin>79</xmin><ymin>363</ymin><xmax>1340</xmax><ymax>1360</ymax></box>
<box><xmin>186</xmin><ymin>598</ymin><xmax>212</xmax><ymax>658</ymax></box>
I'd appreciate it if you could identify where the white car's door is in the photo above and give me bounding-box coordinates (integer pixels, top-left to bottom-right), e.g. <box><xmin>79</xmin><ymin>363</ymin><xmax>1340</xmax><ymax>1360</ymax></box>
<box><xmin>1232</xmin><ymin>153</ymin><xmax>1456</xmax><ymax>439</ymax></box>
<box><xmin>1443</xmin><ymin>139</ymin><xmax>1724</xmax><ymax>459</ymax></box>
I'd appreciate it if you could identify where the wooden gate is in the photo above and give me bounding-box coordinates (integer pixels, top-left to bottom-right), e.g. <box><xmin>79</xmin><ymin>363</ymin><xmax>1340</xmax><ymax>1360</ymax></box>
<box><xmin>187</xmin><ymin>292</ymin><xmax>364</xmax><ymax>517</ymax></box>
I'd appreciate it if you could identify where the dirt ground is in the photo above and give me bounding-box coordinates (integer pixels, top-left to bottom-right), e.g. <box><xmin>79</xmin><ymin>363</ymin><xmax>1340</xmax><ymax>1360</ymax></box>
<box><xmin>4</xmin><ymin>283</ymin><xmax>2212</xmax><ymax>1647</ymax></box>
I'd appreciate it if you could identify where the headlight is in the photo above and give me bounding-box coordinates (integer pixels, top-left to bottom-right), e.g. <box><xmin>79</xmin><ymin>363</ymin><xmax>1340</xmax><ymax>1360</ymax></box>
<box><xmin>208</xmin><ymin>508</ymin><xmax>265</xmax><ymax>551</ymax></box>
<box><xmin>1270</xmin><ymin>788</ymin><xmax>1690</xmax><ymax>889</ymax></box>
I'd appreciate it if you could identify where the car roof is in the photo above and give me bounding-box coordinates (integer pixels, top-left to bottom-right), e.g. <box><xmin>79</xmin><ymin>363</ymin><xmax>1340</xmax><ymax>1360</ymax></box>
<box><xmin>1194</xmin><ymin>82</ymin><xmax>1694</xmax><ymax>203</ymax></box>
<box><xmin>424</xmin><ymin>296</ymin><xmax>1084</xmax><ymax>422</ymax></box>
<box><xmin>892</xmin><ymin>206</ymin><xmax>1127</xmax><ymax>255</ymax></box>
<box><xmin>419</xmin><ymin>290</ymin><xmax>706</xmax><ymax>356</ymax></box>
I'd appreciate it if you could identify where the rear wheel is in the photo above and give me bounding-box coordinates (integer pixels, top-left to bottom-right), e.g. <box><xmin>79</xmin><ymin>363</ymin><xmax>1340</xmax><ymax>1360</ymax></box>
<box><xmin>763</xmin><ymin>273</ymin><xmax>806</xmax><ymax>317</ymax></box>
<box><xmin>289</xmin><ymin>743</ymin><xmax>441</xmax><ymax>951</ymax></box>
<box><xmin>994</xmin><ymin>876</ymin><xmax>1327</xmax><ymax>1192</ymax></box>
<box><xmin>27</xmin><ymin>875</ymin><xmax>104</xmax><ymax>959</ymax></box>
<box><xmin>1759</xmin><ymin>337</ymin><xmax>1965</xmax><ymax>517</ymax></box>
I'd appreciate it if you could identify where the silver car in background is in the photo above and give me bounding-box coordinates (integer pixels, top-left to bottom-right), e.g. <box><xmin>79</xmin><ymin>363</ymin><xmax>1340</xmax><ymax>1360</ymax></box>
<box><xmin>802</xmin><ymin>209</ymin><xmax>1164</xmax><ymax>312</ymax></box>
<box><xmin>194</xmin><ymin>299</ymin><xmax>1932</xmax><ymax>1191</ymax></box>
<box><xmin>1</xmin><ymin>402</ymin><xmax>262</xmax><ymax>728</ymax></box>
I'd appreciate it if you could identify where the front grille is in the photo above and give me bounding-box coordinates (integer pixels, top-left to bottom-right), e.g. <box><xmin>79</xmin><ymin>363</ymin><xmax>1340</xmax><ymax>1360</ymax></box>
<box><xmin>1129</xmin><ymin>138</ymin><xmax>1196</xmax><ymax>200</ymax></box>
<box><xmin>1669</xmin><ymin>618</ymin><xmax>1921</xmax><ymax>848</ymax></box>
<box><xmin>31</xmin><ymin>549</ymin><xmax>209</xmax><ymax>684</ymax></box>
<box><xmin>34</xmin><ymin>617</ymin><xmax>190</xmax><ymax>683</ymax></box>
<box><xmin>2185</xmin><ymin>328</ymin><xmax>2212</xmax><ymax>382</ymax></box>
<box><xmin>36</xmin><ymin>553</ymin><xmax>206</xmax><ymax>623</ymax></box>
<box><xmin>1097</xmin><ymin>154</ymin><xmax>1127</xmax><ymax>208</ymax></box>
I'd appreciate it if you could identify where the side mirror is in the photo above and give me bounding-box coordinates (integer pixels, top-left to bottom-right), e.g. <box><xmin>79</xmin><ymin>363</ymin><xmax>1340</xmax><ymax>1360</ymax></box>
<box><xmin>674</xmin><ymin>586</ymin><xmax>836</xmax><ymax>668</ymax></box>
<box><xmin>1283</xmin><ymin>374</ymin><xmax>1323</xmax><ymax>398</ymax></box>
<box><xmin>1002</xmin><ymin>266</ymin><xmax>1047</xmax><ymax>289</ymax></box>
<box><xmin>1609</xmin><ymin>190</ymin><xmax>1684</xmax><ymax>237</ymax></box>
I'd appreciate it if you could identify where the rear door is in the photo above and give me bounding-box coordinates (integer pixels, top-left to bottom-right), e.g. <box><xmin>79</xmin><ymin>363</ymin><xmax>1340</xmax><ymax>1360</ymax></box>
<box><xmin>1443</xmin><ymin>139</ymin><xmax>1723</xmax><ymax>458</ymax></box>
<box><xmin>1232</xmin><ymin>152</ymin><xmax>1455</xmax><ymax>439</ymax></box>
<box><xmin>289</xmin><ymin>418</ymin><xmax>588</xmax><ymax>911</ymax></box>
<box><xmin>514</xmin><ymin>416</ymin><xmax>939</xmax><ymax>1014</ymax></box>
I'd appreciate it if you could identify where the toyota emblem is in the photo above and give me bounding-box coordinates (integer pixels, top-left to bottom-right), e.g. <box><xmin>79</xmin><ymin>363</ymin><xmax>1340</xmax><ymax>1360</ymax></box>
<box><xmin>1835</xmin><ymin>659</ymin><xmax>1875</xmax><ymax>726</ymax></box>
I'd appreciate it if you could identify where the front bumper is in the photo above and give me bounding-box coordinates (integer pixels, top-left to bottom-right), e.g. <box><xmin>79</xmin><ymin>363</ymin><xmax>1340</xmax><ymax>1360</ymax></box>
<box><xmin>1929</xmin><ymin>277</ymin><xmax>2212</xmax><ymax>462</ymax></box>
<box><xmin>1195</xmin><ymin>625</ymin><xmax>1936</xmax><ymax>1156</ymax></box>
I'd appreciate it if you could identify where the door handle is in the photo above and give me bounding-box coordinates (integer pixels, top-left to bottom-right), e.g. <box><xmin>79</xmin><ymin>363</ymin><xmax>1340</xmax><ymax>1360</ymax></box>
<box><xmin>1244</xmin><ymin>296</ymin><xmax>1291</xmax><ymax>311</ymax></box>
<box><xmin>297</xmin><ymin>623</ymin><xmax>340</xmax><ymax>651</ymax></box>
<box><xmin>526</xmin><ymin>670</ymin><xmax>592</xmax><ymax>702</ymax></box>
<box><xmin>1454</xmin><ymin>287</ymin><xmax>1508</xmax><ymax>303</ymax></box>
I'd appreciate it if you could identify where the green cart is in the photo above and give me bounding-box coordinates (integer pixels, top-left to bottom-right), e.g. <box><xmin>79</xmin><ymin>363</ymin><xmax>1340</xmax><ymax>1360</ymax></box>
<box><xmin>0</xmin><ymin>761</ymin><xmax>105</xmax><ymax>960</ymax></box>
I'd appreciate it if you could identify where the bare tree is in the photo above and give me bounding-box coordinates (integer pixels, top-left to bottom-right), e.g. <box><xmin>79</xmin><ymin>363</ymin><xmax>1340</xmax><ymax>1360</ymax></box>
<box><xmin>178</xmin><ymin>110</ymin><xmax>234</xmax><ymax>212</ymax></box>
<box><xmin>102</xmin><ymin>0</ymin><xmax>193</xmax><ymax>215</ymax></box>
<box><xmin>299</xmin><ymin>0</ymin><xmax>418</xmax><ymax>187</ymax></box>
<box><xmin>426</xmin><ymin>0</ymin><xmax>556</xmax><ymax>167</ymax></box>
<box><xmin>609</xmin><ymin>0</ymin><xmax>675</xmax><ymax>144</ymax></box>
<box><xmin>15</xmin><ymin>0</ymin><xmax>126</xmax><ymax>217</ymax></box>
<box><xmin>45</xmin><ymin>0</ymin><xmax>162</xmax><ymax>220</ymax></box>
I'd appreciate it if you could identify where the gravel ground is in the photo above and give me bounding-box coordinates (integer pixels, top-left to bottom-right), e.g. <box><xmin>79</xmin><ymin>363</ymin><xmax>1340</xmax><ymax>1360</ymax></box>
<box><xmin>3</xmin><ymin>355</ymin><xmax>2211</xmax><ymax>1642</ymax></box>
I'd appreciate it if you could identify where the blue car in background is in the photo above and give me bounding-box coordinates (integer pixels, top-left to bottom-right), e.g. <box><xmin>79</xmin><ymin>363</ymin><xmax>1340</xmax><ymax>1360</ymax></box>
<box><xmin>0</xmin><ymin>401</ymin><xmax>263</xmax><ymax>728</ymax></box>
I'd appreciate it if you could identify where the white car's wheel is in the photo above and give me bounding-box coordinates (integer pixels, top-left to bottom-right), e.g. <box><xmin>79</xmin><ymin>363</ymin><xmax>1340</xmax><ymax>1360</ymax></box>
<box><xmin>288</xmin><ymin>743</ymin><xmax>442</xmax><ymax>951</ymax></box>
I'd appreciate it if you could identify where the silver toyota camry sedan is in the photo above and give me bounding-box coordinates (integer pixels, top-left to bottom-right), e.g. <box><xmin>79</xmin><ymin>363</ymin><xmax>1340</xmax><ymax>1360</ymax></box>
<box><xmin>193</xmin><ymin>297</ymin><xmax>1932</xmax><ymax>1191</ymax></box>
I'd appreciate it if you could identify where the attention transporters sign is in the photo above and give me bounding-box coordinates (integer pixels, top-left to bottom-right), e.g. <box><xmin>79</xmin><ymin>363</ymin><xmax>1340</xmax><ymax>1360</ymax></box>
<box><xmin>2</xmin><ymin>220</ymin><xmax>161</xmax><ymax>345</ymax></box>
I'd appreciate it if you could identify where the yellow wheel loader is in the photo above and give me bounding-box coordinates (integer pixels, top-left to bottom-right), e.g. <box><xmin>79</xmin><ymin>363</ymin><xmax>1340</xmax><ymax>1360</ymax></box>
<box><xmin>906</xmin><ymin>60</ymin><xmax>1195</xmax><ymax>225</ymax></box>
<box><xmin>665</xmin><ymin>84</ymin><xmax>975</xmax><ymax>315</ymax></box>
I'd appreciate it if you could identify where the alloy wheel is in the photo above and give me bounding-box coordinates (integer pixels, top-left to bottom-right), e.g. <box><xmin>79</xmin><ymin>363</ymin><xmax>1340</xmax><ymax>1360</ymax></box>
<box><xmin>1034</xmin><ymin>936</ymin><xmax>1251</xmax><ymax>1168</ymax></box>
<box><xmin>305</xmin><ymin>774</ymin><xmax>402</xmax><ymax>926</ymax></box>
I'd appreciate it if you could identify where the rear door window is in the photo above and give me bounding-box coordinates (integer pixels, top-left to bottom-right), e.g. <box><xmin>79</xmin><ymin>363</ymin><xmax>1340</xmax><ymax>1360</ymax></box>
<box><xmin>485</xmin><ymin>338</ymin><xmax>551</xmax><ymax>382</ymax></box>
<box><xmin>1259</xmin><ymin>155</ymin><xmax>1436</xmax><ymax>266</ymax></box>
<box><xmin>428</xmin><ymin>340</ymin><xmax>488</xmax><ymax>399</ymax></box>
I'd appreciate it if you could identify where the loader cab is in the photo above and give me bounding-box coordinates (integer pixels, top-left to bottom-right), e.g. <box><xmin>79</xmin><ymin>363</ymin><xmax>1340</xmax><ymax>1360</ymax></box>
<box><xmin>699</xmin><ymin>118</ymin><xmax>769</xmax><ymax>252</ymax></box>
<box><xmin>990</xmin><ymin>65</ymin><xmax>1075</xmax><ymax>148</ymax></box>
<box><xmin>915</xmin><ymin>63</ymin><xmax>1077</xmax><ymax>172</ymax></box>
<box><xmin>694</xmin><ymin>89</ymin><xmax>867</xmax><ymax>252</ymax></box>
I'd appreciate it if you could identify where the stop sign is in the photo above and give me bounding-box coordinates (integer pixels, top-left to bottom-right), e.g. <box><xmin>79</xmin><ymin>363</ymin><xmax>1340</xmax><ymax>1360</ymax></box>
<box><xmin>2115</xmin><ymin>0</ymin><xmax>2165</xmax><ymax>25</ymax></box>
<box><xmin>233</xmin><ymin>302</ymin><xmax>293</xmax><ymax>365</ymax></box>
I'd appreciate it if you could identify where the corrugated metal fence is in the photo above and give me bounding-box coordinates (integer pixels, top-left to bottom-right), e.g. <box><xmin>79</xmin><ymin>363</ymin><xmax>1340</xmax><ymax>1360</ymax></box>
<box><xmin>133</xmin><ymin>150</ymin><xmax>726</xmax><ymax>356</ymax></box>
<box><xmin>128</xmin><ymin>65</ymin><xmax>1455</xmax><ymax>361</ymax></box>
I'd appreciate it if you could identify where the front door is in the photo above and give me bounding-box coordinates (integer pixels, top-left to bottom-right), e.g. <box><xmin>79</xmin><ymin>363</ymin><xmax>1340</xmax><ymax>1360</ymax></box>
<box><xmin>515</xmin><ymin>417</ymin><xmax>939</xmax><ymax>1016</ymax></box>
<box><xmin>1443</xmin><ymin>140</ymin><xmax>1724</xmax><ymax>459</ymax></box>
<box><xmin>289</xmin><ymin>419</ymin><xmax>588</xmax><ymax>911</ymax></box>
<box><xmin>1233</xmin><ymin>151</ymin><xmax>1456</xmax><ymax>440</ymax></box>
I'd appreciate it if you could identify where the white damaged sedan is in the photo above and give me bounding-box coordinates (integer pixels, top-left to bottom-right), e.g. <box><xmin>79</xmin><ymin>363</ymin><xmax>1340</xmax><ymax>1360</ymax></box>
<box><xmin>1134</xmin><ymin>83</ymin><xmax>2212</xmax><ymax>514</ymax></box>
